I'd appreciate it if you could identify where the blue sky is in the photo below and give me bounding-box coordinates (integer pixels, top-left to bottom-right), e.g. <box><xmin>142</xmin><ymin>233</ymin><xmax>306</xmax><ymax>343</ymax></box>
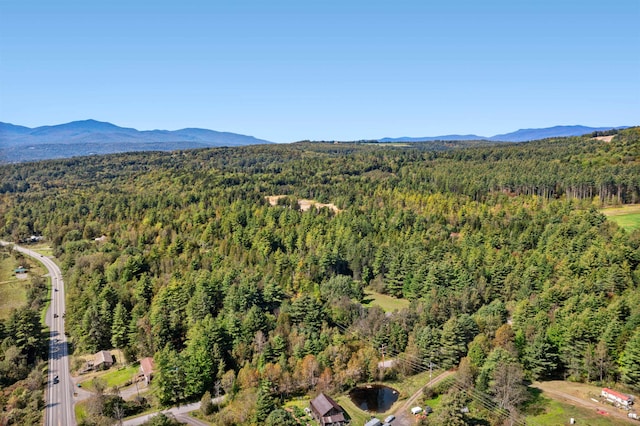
<box><xmin>1</xmin><ymin>0</ymin><xmax>638</xmax><ymax>142</ymax></box>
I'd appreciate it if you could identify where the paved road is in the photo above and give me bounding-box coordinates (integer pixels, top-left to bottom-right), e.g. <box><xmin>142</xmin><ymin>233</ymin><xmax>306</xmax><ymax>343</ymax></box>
<box><xmin>1</xmin><ymin>242</ymin><xmax>76</xmax><ymax>426</ymax></box>
<box><xmin>122</xmin><ymin>397</ymin><xmax>224</xmax><ymax>426</ymax></box>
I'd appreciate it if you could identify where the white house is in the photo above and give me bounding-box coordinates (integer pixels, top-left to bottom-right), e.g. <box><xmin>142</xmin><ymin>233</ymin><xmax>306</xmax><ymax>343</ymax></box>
<box><xmin>602</xmin><ymin>388</ymin><xmax>634</xmax><ymax>407</ymax></box>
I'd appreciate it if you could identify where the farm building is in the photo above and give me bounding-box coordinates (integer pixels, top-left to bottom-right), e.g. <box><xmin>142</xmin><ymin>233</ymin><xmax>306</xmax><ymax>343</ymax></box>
<box><xmin>602</xmin><ymin>388</ymin><xmax>634</xmax><ymax>407</ymax></box>
<box><xmin>139</xmin><ymin>357</ymin><xmax>155</xmax><ymax>384</ymax></box>
<box><xmin>309</xmin><ymin>393</ymin><xmax>346</xmax><ymax>426</ymax></box>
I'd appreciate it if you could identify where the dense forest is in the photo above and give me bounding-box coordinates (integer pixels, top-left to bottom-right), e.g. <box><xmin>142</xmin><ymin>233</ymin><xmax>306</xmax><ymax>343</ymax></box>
<box><xmin>0</xmin><ymin>127</ymin><xmax>639</xmax><ymax>425</ymax></box>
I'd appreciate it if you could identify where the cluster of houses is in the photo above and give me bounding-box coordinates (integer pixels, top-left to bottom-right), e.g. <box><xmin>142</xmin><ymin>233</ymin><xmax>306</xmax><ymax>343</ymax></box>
<box><xmin>80</xmin><ymin>351</ymin><xmax>156</xmax><ymax>386</ymax></box>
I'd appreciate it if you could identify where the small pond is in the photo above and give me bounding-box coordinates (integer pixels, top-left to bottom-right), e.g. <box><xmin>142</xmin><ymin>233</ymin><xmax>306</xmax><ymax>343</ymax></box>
<box><xmin>349</xmin><ymin>384</ymin><xmax>399</xmax><ymax>412</ymax></box>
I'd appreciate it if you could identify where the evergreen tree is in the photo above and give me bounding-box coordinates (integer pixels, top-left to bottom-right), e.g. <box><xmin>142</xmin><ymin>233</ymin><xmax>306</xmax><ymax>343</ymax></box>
<box><xmin>155</xmin><ymin>346</ymin><xmax>186</xmax><ymax>406</ymax></box>
<box><xmin>254</xmin><ymin>380</ymin><xmax>277</xmax><ymax>423</ymax></box>
<box><xmin>265</xmin><ymin>409</ymin><xmax>297</xmax><ymax>426</ymax></box>
<box><xmin>523</xmin><ymin>334</ymin><xmax>558</xmax><ymax>380</ymax></box>
<box><xmin>620</xmin><ymin>328</ymin><xmax>640</xmax><ymax>391</ymax></box>
<box><xmin>111</xmin><ymin>302</ymin><xmax>129</xmax><ymax>350</ymax></box>
<box><xmin>440</xmin><ymin>317</ymin><xmax>468</xmax><ymax>369</ymax></box>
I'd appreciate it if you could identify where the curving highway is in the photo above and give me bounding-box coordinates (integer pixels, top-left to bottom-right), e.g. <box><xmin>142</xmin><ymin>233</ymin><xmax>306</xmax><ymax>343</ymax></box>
<box><xmin>1</xmin><ymin>242</ymin><xmax>76</xmax><ymax>426</ymax></box>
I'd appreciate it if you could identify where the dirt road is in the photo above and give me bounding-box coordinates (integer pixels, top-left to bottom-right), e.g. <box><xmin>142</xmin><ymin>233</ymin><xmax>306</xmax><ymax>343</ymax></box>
<box><xmin>393</xmin><ymin>370</ymin><xmax>455</xmax><ymax>426</ymax></box>
<box><xmin>533</xmin><ymin>381</ymin><xmax>636</xmax><ymax>424</ymax></box>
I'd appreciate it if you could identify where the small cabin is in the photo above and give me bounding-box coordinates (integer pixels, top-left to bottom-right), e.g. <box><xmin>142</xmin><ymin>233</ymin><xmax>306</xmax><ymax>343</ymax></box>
<box><xmin>93</xmin><ymin>350</ymin><xmax>114</xmax><ymax>370</ymax></box>
<box><xmin>139</xmin><ymin>357</ymin><xmax>156</xmax><ymax>384</ymax></box>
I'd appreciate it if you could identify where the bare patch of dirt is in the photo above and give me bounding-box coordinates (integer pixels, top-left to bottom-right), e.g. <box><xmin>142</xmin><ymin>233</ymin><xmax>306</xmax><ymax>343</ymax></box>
<box><xmin>594</xmin><ymin>135</ymin><xmax>615</xmax><ymax>142</ymax></box>
<box><xmin>265</xmin><ymin>195</ymin><xmax>341</xmax><ymax>213</ymax></box>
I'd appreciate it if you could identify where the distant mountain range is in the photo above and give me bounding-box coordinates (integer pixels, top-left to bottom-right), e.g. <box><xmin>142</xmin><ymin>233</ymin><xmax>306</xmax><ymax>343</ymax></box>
<box><xmin>379</xmin><ymin>125</ymin><xmax>628</xmax><ymax>143</ymax></box>
<box><xmin>0</xmin><ymin>119</ymin><xmax>272</xmax><ymax>163</ymax></box>
<box><xmin>0</xmin><ymin>120</ymin><xmax>631</xmax><ymax>164</ymax></box>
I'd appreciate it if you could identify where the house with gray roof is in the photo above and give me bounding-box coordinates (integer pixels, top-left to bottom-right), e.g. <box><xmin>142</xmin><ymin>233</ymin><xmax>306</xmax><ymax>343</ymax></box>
<box><xmin>310</xmin><ymin>393</ymin><xmax>346</xmax><ymax>426</ymax></box>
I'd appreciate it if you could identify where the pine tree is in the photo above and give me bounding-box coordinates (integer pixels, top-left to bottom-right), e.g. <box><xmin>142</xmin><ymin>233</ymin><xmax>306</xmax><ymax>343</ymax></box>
<box><xmin>111</xmin><ymin>302</ymin><xmax>129</xmax><ymax>350</ymax></box>
<box><xmin>254</xmin><ymin>380</ymin><xmax>277</xmax><ymax>423</ymax></box>
<box><xmin>620</xmin><ymin>329</ymin><xmax>640</xmax><ymax>391</ymax></box>
<box><xmin>523</xmin><ymin>334</ymin><xmax>558</xmax><ymax>380</ymax></box>
<box><xmin>440</xmin><ymin>317</ymin><xmax>467</xmax><ymax>369</ymax></box>
<box><xmin>265</xmin><ymin>409</ymin><xmax>297</xmax><ymax>426</ymax></box>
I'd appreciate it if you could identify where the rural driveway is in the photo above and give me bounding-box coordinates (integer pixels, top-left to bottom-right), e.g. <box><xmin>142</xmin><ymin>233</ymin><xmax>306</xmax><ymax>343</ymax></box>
<box><xmin>121</xmin><ymin>396</ymin><xmax>224</xmax><ymax>426</ymax></box>
<box><xmin>533</xmin><ymin>381</ymin><xmax>636</xmax><ymax>424</ymax></box>
<box><xmin>393</xmin><ymin>370</ymin><xmax>455</xmax><ymax>425</ymax></box>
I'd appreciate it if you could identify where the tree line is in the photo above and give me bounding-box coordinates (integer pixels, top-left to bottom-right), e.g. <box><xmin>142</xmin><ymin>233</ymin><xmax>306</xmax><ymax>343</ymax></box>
<box><xmin>0</xmin><ymin>127</ymin><xmax>638</xmax><ymax>424</ymax></box>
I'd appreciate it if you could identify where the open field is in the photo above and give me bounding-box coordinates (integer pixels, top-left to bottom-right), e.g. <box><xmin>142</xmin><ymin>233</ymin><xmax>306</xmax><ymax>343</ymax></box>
<box><xmin>77</xmin><ymin>351</ymin><xmax>136</xmax><ymax>390</ymax></box>
<box><xmin>78</xmin><ymin>366</ymin><xmax>138</xmax><ymax>391</ymax></box>
<box><xmin>32</xmin><ymin>245</ymin><xmax>55</xmax><ymax>258</ymax></box>
<box><xmin>363</xmin><ymin>289</ymin><xmax>411</xmax><ymax>313</ymax></box>
<box><xmin>526</xmin><ymin>392</ymin><xmax>631</xmax><ymax>425</ymax></box>
<box><xmin>531</xmin><ymin>381</ymin><xmax>636</xmax><ymax>424</ymax></box>
<box><xmin>0</xmin><ymin>254</ymin><xmax>28</xmax><ymax>319</ymax></box>
<box><xmin>601</xmin><ymin>204</ymin><xmax>640</xmax><ymax>231</ymax></box>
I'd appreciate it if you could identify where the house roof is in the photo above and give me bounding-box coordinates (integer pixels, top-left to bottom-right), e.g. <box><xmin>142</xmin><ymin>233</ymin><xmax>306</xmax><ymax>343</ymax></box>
<box><xmin>140</xmin><ymin>357</ymin><xmax>155</xmax><ymax>375</ymax></box>
<box><xmin>310</xmin><ymin>393</ymin><xmax>342</xmax><ymax>417</ymax></box>
<box><xmin>602</xmin><ymin>388</ymin><xmax>632</xmax><ymax>401</ymax></box>
<box><xmin>325</xmin><ymin>413</ymin><xmax>346</xmax><ymax>424</ymax></box>
<box><xmin>94</xmin><ymin>350</ymin><xmax>112</xmax><ymax>365</ymax></box>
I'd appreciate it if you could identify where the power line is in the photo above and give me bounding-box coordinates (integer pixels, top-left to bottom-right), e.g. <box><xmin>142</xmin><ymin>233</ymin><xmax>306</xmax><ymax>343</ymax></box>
<box><xmin>332</xmin><ymin>320</ymin><xmax>538</xmax><ymax>426</ymax></box>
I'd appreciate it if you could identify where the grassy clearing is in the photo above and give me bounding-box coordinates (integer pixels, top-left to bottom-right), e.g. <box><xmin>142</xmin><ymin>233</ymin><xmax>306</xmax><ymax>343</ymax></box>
<box><xmin>363</xmin><ymin>289</ymin><xmax>410</xmax><ymax>313</ymax></box>
<box><xmin>75</xmin><ymin>400</ymin><xmax>88</xmax><ymax>423</ymax></box>
<box><xmin>283</xmin><ymin>397</ymin><xmax>310</xmax><ymax>410</ymax></box>
<box><xmin>384</xmin><ymin>370</ymin><xmax>439</xmax><ymax>401</ymax></box>
<box><xmin>526</xmin><ymin>394</ymin><xmax>629</xmax><ymax>425</ymax></box>
<box><xmin>601</xmin><ymin>204</ymin><xmax>640</xmax><ymax>231</ymax></box>
<box><xmin>0</xmin><ymin>255</ymin><xmax>28</xmax><ymax>319</ymax></box>
<box><xmin>422</xmin><ymin>394</ymin><xmax>442</xmax><ymax>411</ymax></box>
<box><xmin>78</xmin><ymin>364</ymin><xmax>139</xmax><ymax>391</ymax></box>
<box><xmin>334</xmin><ymin>395</ymin><xmax>372</xmax><ymax>425</ymax></box>
<box><xmin>30</xmin><ymin>245</ymin><xmax>55</xmax><ymax>257</ymax></box>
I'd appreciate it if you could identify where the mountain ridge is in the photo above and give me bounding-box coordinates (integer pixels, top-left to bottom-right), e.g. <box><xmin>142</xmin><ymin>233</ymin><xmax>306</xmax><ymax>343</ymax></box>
<box><xmin>1</xmin><ymin>120</ymin><xmax>633</xmax><ymax>164</ymax></box>
<box><xmin>379</xmin><ymin>125</ymin><xmax>628</xmax><ymax>143</ymax></box>
<box><xmin>0</xmin><ymin>120</ymin><xmax>273</xmax><ymax>163</ymax></box>
<box><xmin>1</xmin><ymin>119</ymin><xmax>272</xmax><ymax>146</ymax></box>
